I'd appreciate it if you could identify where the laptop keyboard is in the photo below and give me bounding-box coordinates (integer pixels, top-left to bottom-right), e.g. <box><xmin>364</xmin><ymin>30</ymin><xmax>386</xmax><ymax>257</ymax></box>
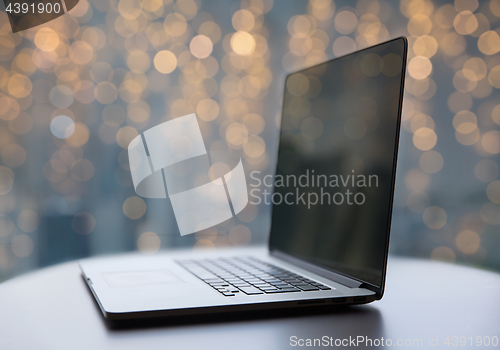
<box><xmin>176</xmin><ymin>257</ymin><xmax>331</xmax><ymax>297</ymax></box>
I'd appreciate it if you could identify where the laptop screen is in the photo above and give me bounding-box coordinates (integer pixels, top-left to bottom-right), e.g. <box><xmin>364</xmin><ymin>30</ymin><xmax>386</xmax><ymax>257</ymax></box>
<box><xmin>269</xmin><ymin>38</ymin><xmax>406</xmax><ymax>288</ymax></box>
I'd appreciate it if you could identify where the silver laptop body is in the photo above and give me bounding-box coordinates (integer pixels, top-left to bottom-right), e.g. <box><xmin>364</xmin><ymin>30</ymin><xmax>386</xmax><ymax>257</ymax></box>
<box><xmin>80</xmin><ymin>37</ymin><xmax>407</xmax><ymax>320</ymax></box>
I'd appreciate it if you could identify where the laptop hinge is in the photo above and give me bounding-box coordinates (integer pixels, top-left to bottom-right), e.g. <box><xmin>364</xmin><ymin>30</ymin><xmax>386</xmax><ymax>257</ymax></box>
<box><xmin>270</xmin><ymin>249</ymin><xmax>364</xmax><ymax>289</ymax></box>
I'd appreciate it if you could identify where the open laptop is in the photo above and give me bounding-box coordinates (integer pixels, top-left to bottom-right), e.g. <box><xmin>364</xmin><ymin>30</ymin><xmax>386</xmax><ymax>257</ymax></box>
<box><xmin>80</xmin><ymin>37</ymin><xmax>407</xmax><ymax>320</ymax></box>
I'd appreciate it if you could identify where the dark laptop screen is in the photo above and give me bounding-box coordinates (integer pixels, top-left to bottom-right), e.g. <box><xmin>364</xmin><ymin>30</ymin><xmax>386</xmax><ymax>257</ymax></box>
<box><xmin>269</xmin><ymin>38</ymin><xmax>406</xmax><ymax>288</ymax></box>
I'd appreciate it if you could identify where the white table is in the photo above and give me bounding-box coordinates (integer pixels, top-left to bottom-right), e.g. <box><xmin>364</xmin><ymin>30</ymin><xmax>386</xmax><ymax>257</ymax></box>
<box><xmin>1</xmin><ymin>254</ymin><xmax>499</xmax><ymax>350</ymax></box>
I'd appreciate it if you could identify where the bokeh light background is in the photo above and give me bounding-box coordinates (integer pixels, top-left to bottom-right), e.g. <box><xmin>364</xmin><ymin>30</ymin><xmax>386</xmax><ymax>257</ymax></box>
<box><xmin>0</xmin><ymin>0</ymin><xmax>499</xmax><ymax>281</ymax></box>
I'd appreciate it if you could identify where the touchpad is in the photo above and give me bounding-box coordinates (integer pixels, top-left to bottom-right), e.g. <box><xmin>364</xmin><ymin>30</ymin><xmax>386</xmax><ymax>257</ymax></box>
<box><xmin>102</xmin><ymin>270</ymin><xmax>184</xmax><ymax>288</ymax></box>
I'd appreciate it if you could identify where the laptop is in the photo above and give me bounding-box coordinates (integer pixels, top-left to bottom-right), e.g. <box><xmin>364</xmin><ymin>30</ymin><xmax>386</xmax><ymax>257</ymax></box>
<box><xmin>80</xmin><ymin>37</ymin><xmax>407</xmax><ymax>320</ymax></box>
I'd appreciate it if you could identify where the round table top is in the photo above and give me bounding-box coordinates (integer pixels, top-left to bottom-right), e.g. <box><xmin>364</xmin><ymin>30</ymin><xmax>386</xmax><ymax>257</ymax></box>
<box><xmin>1</xmin><ymin>254</ymin><xmax>499</xmax><ymax>350</ymax></box>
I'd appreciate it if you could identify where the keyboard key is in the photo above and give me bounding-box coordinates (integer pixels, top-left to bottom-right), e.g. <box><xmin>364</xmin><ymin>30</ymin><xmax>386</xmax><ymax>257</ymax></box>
<box><xmin>275</xmin><ymin>284</ymin><xmax>293</xmax><ymax>289</ymax></box>
<box><xmin>243</xmin><ymin>279</ymin><xmax>262</xmax><ymax>283</ymax></box>
<box><xmin>222</xmin><ymin>292</ymin><xmax>235</xmax><ymax>296</ymax></box>
<box><xmin>265</xmin><ymin>288</ymin><xmax>300</xmax><ymax>293</ymax></box>
<box><xmin>238</xmin><ymin>286</ymin><xmax>264</xmax><ymax>295</ymax></box>
<box><xmin>292</xmin><ymin>283</ymin><xmax>311</xmax><ymax>288</ymax></box>
<box><xmin>232</xmin><ymin>283</ymin><xmax>251</xmax><ymax>287</ymax></box>
<box><xmin>258</xmin><ymin>285</ymin><xmax>277</xmax><ymax>290</ymax></box>
<box><xmin>296</xmin><ymin>286</ymin><xmax>320</xmax><ymax>291</ymax></box>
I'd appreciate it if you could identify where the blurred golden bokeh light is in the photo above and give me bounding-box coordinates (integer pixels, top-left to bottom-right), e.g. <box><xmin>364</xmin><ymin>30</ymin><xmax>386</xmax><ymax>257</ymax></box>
<box><xmin>230</xmin><ymin>31</ymin><xmax>256</xmax><ymax>56</ymax></box>
<box><xmin>0</xmin><ymin>0</ymin><xmax>498</xmax><ymax>279</ymax></box>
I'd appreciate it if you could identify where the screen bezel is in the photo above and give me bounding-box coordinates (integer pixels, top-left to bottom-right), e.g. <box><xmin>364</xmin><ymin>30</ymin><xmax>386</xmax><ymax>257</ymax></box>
<box><xmin>268</xmin><ymin>37</ymin><xmax>408</xmax><ymax>299</ymax></box>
